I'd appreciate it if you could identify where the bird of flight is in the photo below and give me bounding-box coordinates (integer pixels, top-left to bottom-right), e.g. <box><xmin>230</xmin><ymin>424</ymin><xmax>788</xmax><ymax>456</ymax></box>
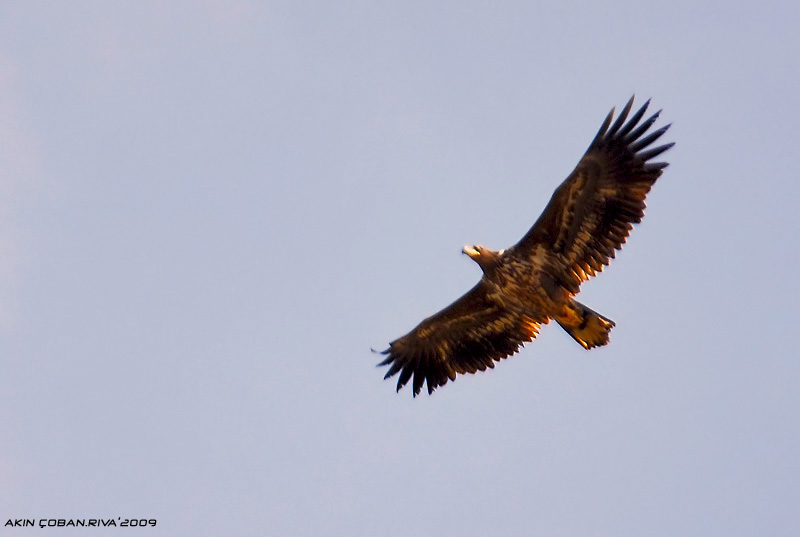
<box><xmin>377</xmin><ymin>96</ymin><xmax>673</xmax><ymax>396</ymax></box>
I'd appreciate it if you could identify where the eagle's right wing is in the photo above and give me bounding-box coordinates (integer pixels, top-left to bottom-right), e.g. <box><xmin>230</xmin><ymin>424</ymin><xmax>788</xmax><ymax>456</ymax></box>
<box><xmin>378</xmin><ymin>282</ymin><xmax>541</xmax><ymax>396</ymax></box>
<box><xmin>508</xmin><ymin>97</ymin><xmax>673</xmax><ymax>293</ymax></box>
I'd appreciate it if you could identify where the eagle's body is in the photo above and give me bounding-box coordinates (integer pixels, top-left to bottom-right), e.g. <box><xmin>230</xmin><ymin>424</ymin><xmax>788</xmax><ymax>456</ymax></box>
<box><xmin>378</xmin><ymin>97</ymin><xmax>673</xmax><ymax>396</ymax></box>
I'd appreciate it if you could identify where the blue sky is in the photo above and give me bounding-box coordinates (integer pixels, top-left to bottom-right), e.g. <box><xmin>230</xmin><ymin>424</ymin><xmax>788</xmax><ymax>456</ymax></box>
<box><xmin>1</xmin><ymin>1</ymin><xmax>799</xmax><ymax>535</ymax></box>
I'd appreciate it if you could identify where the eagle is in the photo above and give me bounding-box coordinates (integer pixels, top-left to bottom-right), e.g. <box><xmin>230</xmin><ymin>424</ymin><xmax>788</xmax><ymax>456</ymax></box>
<box><xmin>377</xmin><ymin>96</ymin><xmax>673</xmax><ymax>396</ymax></box>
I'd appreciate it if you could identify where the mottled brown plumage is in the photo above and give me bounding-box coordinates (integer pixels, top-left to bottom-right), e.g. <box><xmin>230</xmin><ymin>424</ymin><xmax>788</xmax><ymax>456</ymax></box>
<box><xmin>378</xmin><ymin>97</ymin><xmax>673</xmax><ymax>396</ymax></box>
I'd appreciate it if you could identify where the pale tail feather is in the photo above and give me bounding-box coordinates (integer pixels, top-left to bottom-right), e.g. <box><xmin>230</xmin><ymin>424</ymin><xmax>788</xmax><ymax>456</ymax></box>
<box><xmin>556</xmin><ymin>301</ymin><xmax>615</xmax><ymax>350</ymax></box>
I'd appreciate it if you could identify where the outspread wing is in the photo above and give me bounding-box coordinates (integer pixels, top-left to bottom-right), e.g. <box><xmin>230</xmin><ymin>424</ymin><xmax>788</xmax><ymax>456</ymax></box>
<box><xmin>378</xmin><ymin>282</ymin><xmax>541</xmax><ymax>396</ymax></box>
<box><xmin>509</xmin><ymin>96</ymin><xmax>673</xmax><ymax>293</ymax></box>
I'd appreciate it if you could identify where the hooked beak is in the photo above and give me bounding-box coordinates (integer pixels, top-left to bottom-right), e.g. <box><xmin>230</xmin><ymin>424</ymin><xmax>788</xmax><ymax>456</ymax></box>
<box><xmin>462</xmin><ymin>245</ymin><xmax>479</xmax><ymax>258</ymax></box>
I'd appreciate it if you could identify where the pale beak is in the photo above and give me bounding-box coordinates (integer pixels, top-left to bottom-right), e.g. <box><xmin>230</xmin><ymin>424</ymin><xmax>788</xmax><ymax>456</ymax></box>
<box><xmin>462</xmin><ymin>245</ymin><xmax>479</xmax><ymax>257</ymax></box>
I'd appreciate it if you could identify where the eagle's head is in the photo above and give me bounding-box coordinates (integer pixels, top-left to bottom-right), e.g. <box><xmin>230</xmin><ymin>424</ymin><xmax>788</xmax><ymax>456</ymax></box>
<box><xmin>462</xmin><ymin>245</ymin><xmax>502</xmax><ymax>273</ymax></box>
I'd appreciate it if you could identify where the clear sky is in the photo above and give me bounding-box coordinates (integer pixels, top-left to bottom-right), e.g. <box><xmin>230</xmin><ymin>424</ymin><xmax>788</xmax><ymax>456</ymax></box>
<box><xmin>1</xmin><ymin>1</ymin><xmax>798</xmax><ymax>536</ymax></box>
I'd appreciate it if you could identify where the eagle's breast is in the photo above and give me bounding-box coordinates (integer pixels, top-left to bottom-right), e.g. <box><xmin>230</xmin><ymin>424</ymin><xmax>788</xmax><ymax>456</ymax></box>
<box><xmin>487</xmin><ymin>253</ymin><xmax>555</xmax><ymax>317</ymax></box>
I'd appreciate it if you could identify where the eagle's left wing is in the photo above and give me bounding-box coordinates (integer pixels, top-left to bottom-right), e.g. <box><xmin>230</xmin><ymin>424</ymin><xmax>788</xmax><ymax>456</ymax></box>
<box><xmin>378</xmin><ymin>282</ymin><xmax>541</xmax><ymax>396</ymax></box>
<box><xmin>508</xmin><ymin>97</ymin><xmax>673</xmax><ymax>293</ymax></box>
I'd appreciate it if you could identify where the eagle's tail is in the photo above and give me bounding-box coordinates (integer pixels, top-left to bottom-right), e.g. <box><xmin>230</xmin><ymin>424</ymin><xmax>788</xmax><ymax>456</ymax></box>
<box><xmin>556</xmin><ymin>300</ymin><xmax>615</xmax><ymax>350</ymax></box>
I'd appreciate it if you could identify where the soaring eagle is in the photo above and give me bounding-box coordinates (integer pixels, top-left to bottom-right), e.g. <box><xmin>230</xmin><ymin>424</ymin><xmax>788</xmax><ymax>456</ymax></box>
<box><xmin>377</xmin><ymin>96</ymin><xmax>673</xmax><ymax>396</ymax></box>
